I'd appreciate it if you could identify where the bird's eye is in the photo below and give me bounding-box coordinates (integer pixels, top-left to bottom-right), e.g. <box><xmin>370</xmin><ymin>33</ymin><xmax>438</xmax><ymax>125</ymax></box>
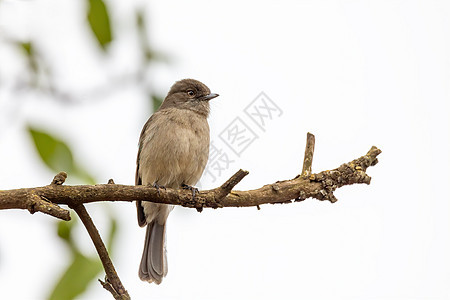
<box><xmin>187</xmin><ymin>90</ymin><xmax>195</xmax><ymax>97</ymax></box>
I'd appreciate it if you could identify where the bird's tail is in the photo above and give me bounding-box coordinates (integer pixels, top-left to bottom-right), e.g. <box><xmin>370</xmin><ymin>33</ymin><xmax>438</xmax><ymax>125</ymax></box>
<box><xmin>139</xmin><ymin>221</ymin><xmax>167</xmax><ymax>284</ymax></box>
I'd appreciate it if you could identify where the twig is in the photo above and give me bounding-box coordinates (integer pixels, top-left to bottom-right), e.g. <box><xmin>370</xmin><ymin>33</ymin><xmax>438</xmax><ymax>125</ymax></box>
<box><xmin>0</xmin><ymin>172</ymin><xmax>71</xmax><ymax>220</ymax></box>
<box><xmin>70</xmin><ymin>203</ymin><xmax>130</xmax><ymax>300</ymax></box>
<box><xmin>28</xmin><ymin>192</ymin><xmax>71</xmax><ymax>220</ymax></box>
<box><xmin>51</xmin><ymin>171</ymin><xmax>68</xmax><ymax>185</ymax></box>
<box><xmin>99</xmin><ymin>278</ymin><xmax>123</xmax><ymax>300</ymax></box>
<box><xmin>213</xmin><ymin>169</ymin><xmax>249</xmax><ymax>204</ymax></box>
<box><xmin>301</xmin><ymin>132</ymin><xmax>315</xmax><ymax>177</ymax></box>
<box><xmin>48</xmin><ymin>172</ymin><xmax>129</xmax><ymax>299</ymax></box>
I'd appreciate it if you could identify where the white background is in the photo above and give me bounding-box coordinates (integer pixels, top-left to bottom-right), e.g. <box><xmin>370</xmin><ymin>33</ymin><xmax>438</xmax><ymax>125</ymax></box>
<box><xmin>0</xmin><ymin>0</ymin><xmax>449</xmax><ymax>299</ymax></box>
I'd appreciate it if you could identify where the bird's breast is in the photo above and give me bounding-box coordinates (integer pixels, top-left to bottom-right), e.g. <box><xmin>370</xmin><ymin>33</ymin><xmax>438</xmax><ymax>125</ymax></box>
<box><xmin>139</xmin><ymin>109</ymin><xmax>210</xmax><ymax>188</ymax></box>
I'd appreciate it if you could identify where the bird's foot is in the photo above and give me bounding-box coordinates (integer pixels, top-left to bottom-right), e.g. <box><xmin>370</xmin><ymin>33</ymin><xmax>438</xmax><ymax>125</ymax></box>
<box><xmin>181</xmin><ymin>184</ymin><xmax>202</xmax><ymax>212</ymax></box>
<box><xmin>153</xmin><ymin>183</ymin><xmax>166</xmax><ymax>196</ymax></box>
<box><xmin>182</xmin><ymin>184</ymin><xmax>198</xmax><ymax>199</ymax></box>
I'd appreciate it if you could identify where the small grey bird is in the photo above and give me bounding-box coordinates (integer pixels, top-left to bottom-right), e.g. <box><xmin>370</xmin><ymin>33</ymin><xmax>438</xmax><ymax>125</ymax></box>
<box><xmin>135</xmin><ymin>79</ymin><xmax>219</xmax><ymax>284</ymax></box>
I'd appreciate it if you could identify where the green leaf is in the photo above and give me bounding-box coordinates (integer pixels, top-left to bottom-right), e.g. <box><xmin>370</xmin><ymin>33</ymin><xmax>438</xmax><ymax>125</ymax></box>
<box><xmin>87</xmin><ymin>0</ymin><xmax>113</xmax><ymax>51</ymax></box>
<box><xmin>136</xmin><ymin>10</ymin><xmax>145</xmax><ymax>31</ymax></box>
<box><xmin>50</xmin><ymin>210</ymin><xmax>117</xmax><ymax>300</ymax></box>
<box><xmin>152</xmin><ymin>95</ymin><xmax>163</xmax><ymax>112</ymax></box>
<box><xmin>28</xmin><ymin>126</ymin><xmax>96</xmax><ymax>184</ymax></box>
<box><xmin>135</xmin><ymin>9</ymin><xmax>169</xmax><ymax>63</ymax></box>
<box><xmin>57</xmin><ymin>218</ymin><xmax>79</xmax><ymax>252</ymax></box>
<box><xmin>136</xmin><ymin>10</ymin><xmax>153</xmax><ymax>62</ymax></box>
<box><xmin>18</xmin><ymin>41</ymin><xmax>38</xmax><ymax>74</ymax></box>
<box><xmin>73</xmin><ymin>166</ymin><xmax>97</xmax><ymax>185</ymax></box>
<box><xmin>28</xmin><ymin>126</ymin><xmax>75</xmax><ymax>173</ymax></box>
<box><xmin>20</xmin><ymin>42</ymin><xmax>34</xmax><ymax>56</ymax></box>
<box><xmin>48</xmin><ymin>253</ymin><xmax>102</xmax><ymax>300</ymax></box>
<box><xmin>106</xmin><ymin>216</ymin><xmax>118</xmax><ymax>253</ymax></box>
<box><xmin>57</xmin><ymin>219</ymin><xmax>73</xmax><ymax>242</ymax></box>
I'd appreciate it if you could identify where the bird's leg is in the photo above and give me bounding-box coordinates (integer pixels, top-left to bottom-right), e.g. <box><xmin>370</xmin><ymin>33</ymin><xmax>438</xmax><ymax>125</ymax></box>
<box><xmin>181</xmin><ymin>184</ymin><xmax>198</xmax><ymax>200</ymax></box>
<box><xmin>153</xmin><ymin>183</ymin><xmax>166</xmax><ymax>196</ymax></box>
<box><xmin>182</xmin><ymin>184</ymin><xmax>202</xmax><ymax>212</ymax></box>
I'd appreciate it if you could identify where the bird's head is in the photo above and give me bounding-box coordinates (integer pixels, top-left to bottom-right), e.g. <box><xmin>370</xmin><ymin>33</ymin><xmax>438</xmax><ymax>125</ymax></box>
<box><xmin>160</xmin><ymin>79</ymin><xmax>219</xmax><ymax>116</ymax></box>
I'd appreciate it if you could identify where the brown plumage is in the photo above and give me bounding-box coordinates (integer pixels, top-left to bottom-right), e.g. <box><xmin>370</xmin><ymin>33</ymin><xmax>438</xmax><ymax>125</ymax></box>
<box><xmin>135</xmin><ymin>79</ymin><xmax>218</xmax><ymax>284</ymax></box>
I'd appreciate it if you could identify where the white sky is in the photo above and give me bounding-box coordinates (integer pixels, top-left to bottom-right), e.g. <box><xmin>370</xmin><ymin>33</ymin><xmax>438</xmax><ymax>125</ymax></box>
<box><xmin>0</xmin><ymin>0</ymin><xmax>449</xmax><ymax>299</ymax></box>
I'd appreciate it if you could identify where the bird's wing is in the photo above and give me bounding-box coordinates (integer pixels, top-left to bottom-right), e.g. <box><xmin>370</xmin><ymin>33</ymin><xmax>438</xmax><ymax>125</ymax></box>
<box><xmin>136</xmin><ymin>114</ymin><xmax>156</xmax><ymax>227</ymax></box>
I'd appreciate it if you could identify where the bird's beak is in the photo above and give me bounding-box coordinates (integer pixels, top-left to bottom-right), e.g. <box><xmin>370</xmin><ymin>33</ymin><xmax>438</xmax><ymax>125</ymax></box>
<box><xmin>201</xmin><ymin>93</ymin><xmax>219</xmax><ymax>101</ymax></box>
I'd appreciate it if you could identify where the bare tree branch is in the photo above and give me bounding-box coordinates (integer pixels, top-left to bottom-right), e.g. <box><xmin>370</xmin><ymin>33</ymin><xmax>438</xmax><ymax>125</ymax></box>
<box><xmin>0</xmin><ymin>145</ymin><xmax>381</xmax><ymax>212</ymax></box>
<box><xmin>48</xmin><ymin>172</ymin><xmax>130</xmax><ymax>299</ymax></box>
<box><xmin>0</xmin><ymin>134</ymin><xmax>382</xmax><ymax>299</ymax></box>
<box><xmin>0</xmin><ymin>172</ymin><xmax>71</xmax><ymax>220</ymax></box>
<box><xmin>70</xmin><ymin>204</ymin><xmax>130</xmax><ymax>300</ymax></box>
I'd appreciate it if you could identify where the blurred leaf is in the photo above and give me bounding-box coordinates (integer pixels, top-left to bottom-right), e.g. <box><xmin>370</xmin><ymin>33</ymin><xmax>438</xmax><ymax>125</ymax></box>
<box><xmin>73</xmin><ymin>165</ymin><xmax>97</xmax><ymax>185</ymax></box>
<box><xmin>57</xmin><ymin>219</ymin><xmax>73</xmax><ymax>242</ymax></box>
<box><xmin>57</xmin><ymin>218</ymin><xmax>78</xmax><ymax>252</ymax></box>
<box><xmin>106</xmin><ymin>216</ymin><xmax>118</xmax><ymax>252</ymax></box>
<box><xmin>135</xmin><ymin>10</ymin><xmax>153</xmax><ymax>62</ymax></box>
<box><xmin>28</xmin><ymin>126</ymin><xmax>75</xmax><ymax>173</ymax></box>
<box><xmin>19</xmin><ymin>42</ymin><xmax>33</xmax><ymax>56</ymax></box>
<box><xmin>136</xmin><ymin>10</ymin><xmax>145</xmax><ymax>30</ymax></box>
<box><xmin>27</xmin><ymin>126</ymin><xmax>96</xmax><ymax>184</ymax></box>
<box><xmin>152</xmin><ymin>95</ymin><xmax>163</xmax><ymax>112</ymax></box>
<box><xmin>18</xmin><ymin>41</ymin><xmax>38</xmax><ymax>75</ymax></box>
<box><xmin>144</xmin><ymin>49</ymin><xmax>154</xmax><ymax>62</ymax></box>
<box><xmin>50</xmin><ymin>209</ymin><xmax>118</xmax><ymax>300</ymax></box>
<box><xmin>87</xmin><ymin>0</ymin><xmax>113</xmax><ymax>51</ymax></box>
<box><xmin>48</xmin><ymin>253</ymin><xmax>102</xmax><ymax>300</ymax></box>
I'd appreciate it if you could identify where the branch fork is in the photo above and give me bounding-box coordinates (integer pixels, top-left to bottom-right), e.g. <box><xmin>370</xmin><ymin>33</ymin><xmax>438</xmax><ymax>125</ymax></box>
<box><xmin>0</xmin><ymin>133</ymin><xmax>381</xmax><ymax>299</ymax></box>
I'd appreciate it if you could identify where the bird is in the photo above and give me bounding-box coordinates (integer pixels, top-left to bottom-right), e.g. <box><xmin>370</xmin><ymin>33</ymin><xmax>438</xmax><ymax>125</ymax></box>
<box><xmin>135</xmin><ymin>79</ymin><xmax>219</xmax><ymax>284</ymax></box>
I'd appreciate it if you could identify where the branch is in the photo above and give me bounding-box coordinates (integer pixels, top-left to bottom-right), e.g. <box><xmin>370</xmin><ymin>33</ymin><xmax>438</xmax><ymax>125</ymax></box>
<box><xmin>0</xmin><ymin>134</ymin><xmax>382</xmax><ymax>299</ymax></box>
<box><xmin>0</xmin><ymin>171</ymin><xmax>71</xmax><ymax>220</ymax></box>
<box><xmin>71</xmin><ymin>204</ymin><xmax>130</xmax><ymax>300</ymax></box>
<box><xmin>53</xmin><ymin>173</ymin><xmax>130</xmax><ymax>299</ymax></box>
<box><xmin>0</xmin><ymin>145</ymin><xmax>382</xmax><ymax>211</ymax></box>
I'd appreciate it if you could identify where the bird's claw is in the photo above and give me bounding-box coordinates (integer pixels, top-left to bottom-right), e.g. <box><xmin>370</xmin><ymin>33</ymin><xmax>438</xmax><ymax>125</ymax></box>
<box><xmin>181</xmin><ymin>184</ymin><xmax>199</xmax><ymax>200</ymax></box>
<box><xmin>153</xmin><ymin>183</ymin><xmax>166</xmax><ymax>196</ymax></box>
<box><xmin>182</xmin><ymin>184</ymin><xmax>203</xmax><ymax>212</ymax></box>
